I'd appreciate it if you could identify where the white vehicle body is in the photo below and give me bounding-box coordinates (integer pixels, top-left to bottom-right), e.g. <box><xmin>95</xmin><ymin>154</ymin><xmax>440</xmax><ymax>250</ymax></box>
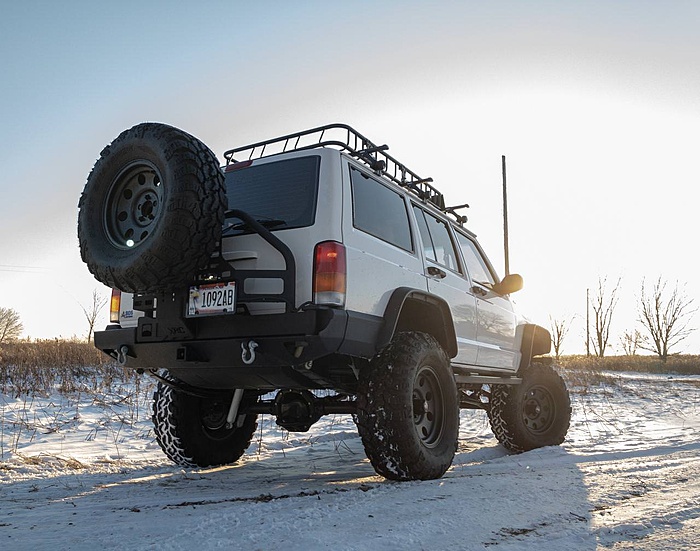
<box><xmin>113</xmin><ymin>146</ymin><xmax>525</xmax><ymax>373</ymax></box>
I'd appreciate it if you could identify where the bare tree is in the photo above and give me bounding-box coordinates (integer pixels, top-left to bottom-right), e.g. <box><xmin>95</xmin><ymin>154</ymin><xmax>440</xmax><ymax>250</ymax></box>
<box><xmin>620</xmin><ymin>329</ymin><xmax>645</xmax><ymax>356</ymax></box>
<box><xmin>82</xmin><ymin>289</ymin><xmax>108</xmax><ymax>343</ymax></box>
<box><xmin>638</xmin><ymin>278</ymin><xmax>696</xmax><ymax>362</ymax></box>
<box><xmin>589</xmin><ymin>277</ymin><xmax>620</xmax><ymax>358</ymax></box>
<box><xmin>549</xmin><ymin>315</ymin><xmax>571</xmax><ymax>360</ymax></box>
<box><xmin>0</xmin><ymin>307</ymin><xmax>23</xmax><ymax>344</ymax></box>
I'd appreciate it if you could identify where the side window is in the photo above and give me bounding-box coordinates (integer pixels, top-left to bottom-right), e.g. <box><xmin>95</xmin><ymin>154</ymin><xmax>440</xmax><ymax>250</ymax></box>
<box><xmin>350</xmin><ymin>167</ymin><xmax>412</xmax><ymax>252</ymax></box>
<box><xmin>413</xmin><ymin>206</ymin><xmax>461</xmax><ymax>273</ymax></box>
<box><xmin>455</xmin><ymin>232</ymin><xmax>496</xmax><ymax>286</ymax></box>
<box><xmin>412</xmin><ymin>207</ymin><xmax>436</xmax><ymax>262</ymax></box>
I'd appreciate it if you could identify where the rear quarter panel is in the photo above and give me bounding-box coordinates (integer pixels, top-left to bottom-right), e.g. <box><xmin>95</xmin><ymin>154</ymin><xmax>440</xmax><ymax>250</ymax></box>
<box><xmin>341</xmin><ymin>158</ymin><xmax>427</xmax><ymax>317</ymax></box>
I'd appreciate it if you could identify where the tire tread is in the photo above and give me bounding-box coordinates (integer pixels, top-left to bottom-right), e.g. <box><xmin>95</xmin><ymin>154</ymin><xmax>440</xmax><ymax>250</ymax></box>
<box><xmin>356</xmin><ymin>331</ymin><xmax>459</xmax><ymax>481</ymax></box>
<box><xmin>78</xmin><ymin>122</ymin><xmax>227</xmax><ymax>293</ymax></box>
<box><xmin>152</xmin><ymin>373</ymin><xmax>258</xmax><ymax>468</ymax></box>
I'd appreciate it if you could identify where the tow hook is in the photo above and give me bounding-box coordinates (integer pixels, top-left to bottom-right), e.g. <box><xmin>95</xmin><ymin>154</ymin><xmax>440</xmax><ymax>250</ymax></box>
<box><xmin>116</xmin><ymin>345</ymin><xmax>129</xmax><ymax>366</ymax></box>
<box><xmin>241</xmin><ymin>340</ymin><xmax>258</xmax><ymax>365</ymax></box>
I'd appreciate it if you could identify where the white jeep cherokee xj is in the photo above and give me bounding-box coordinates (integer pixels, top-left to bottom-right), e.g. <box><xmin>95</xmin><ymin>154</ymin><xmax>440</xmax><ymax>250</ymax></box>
<box><xmin>78</xmin><ymin>123</ymin><xmax>571</xmax><ymax>481</ymax></box>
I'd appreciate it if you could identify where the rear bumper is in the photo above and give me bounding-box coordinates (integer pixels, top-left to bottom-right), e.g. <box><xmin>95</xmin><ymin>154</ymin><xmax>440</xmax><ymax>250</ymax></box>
<box><xmin>94</xmin><ymin>308</ymin><xmax>382</xmax><ymax>387</ymax></box>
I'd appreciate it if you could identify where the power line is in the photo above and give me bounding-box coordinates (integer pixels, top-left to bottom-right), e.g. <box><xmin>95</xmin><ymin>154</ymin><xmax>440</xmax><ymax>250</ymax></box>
<box><xmin>0</xmin><ymin>264</ymin><xmax>50</xmax><ymax>273</ymax></box>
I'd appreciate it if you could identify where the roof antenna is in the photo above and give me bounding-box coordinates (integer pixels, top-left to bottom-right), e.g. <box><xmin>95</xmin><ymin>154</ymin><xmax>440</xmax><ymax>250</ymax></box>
<box><xmin>502</xmin><ymin>155</ymin><xmax>510</xmax><ymax>276</ymax></box>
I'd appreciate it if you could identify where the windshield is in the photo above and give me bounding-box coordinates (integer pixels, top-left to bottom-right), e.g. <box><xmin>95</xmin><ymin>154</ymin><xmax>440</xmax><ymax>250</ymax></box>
<box><xmin>224</xmin><ymin>155</ymin><xmax>320</xmax><ymax>236</ymax></box>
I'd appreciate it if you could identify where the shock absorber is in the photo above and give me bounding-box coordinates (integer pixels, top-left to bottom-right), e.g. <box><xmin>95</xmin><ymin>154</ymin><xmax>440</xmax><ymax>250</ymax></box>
<box><xmin>225</xmin><ymin>389</ymin><xmax>245</xmax><ymax>429</ymax></box>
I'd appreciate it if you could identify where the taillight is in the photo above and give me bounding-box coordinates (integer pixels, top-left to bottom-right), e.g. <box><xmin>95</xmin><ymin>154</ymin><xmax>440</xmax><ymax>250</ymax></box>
<box><xmin>224</xmin><ymin>160</ymin><xmax>253</xmax><ymax>172</ymax></box>
<box><xmin>110</xmin><ymin>289</ymin><xmax>121</xmax><ymax>323</ymax></box>
<box><xmin>313</xmin><ymin>241</ymin><xmax>346</xmax><ymax>307</ymax></box>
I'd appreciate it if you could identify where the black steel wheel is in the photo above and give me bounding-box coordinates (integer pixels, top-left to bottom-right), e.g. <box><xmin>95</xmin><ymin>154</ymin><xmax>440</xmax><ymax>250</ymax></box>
<box><xmin>521</xmin><ymin>384</ymin><xmax>557</xmax><ymax>435</ymax></box>
<box><xmin>103</xmin><ymin>161</ymin><xmax>165</xmax><ymax>250</ymax></box>
<box><xmin>488</xmin><ymin>362</ymin><xmax>571</xmax><ymax>453</ymax></box>
<box><xmin>412</xmin><ymin>365</ymin><xmax>448</xmax><ymax>448</ymax></box>
<box><xmin>356</xmin><ymin>331</ymin><xmax>459</xmax><ymax>481</ymax></box>
<box><xmin>78</xmin><ymin>122</ymin><xmax>226</xmax><ymax>293</ymax></box>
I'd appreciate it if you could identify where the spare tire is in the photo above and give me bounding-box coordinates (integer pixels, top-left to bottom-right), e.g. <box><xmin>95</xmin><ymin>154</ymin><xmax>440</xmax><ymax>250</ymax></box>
<box><xmin>78</xmin><ymin>122</ymin><xmax>226</xmax><ymax>293</ymax></box>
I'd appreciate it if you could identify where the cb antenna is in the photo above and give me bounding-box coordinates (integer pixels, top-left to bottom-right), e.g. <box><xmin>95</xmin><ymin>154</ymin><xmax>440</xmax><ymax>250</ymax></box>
<box><xmin>502</xmin><ymin>155</ymin><xmax>510</xmax><ymax>276</ymax></box>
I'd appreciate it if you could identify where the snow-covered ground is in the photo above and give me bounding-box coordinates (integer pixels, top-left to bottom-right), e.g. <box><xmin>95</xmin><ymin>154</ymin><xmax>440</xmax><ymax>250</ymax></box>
<box><xmin>1</xmin><ymin>371</ymin><xmax>699</xmax><ymax>550</ymax></box>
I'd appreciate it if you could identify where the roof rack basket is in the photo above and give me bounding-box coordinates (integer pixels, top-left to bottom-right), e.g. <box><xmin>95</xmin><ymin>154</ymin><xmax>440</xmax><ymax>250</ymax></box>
<box><xmin>224</xmin><ymin>123</ymin><xmax>462</xmax><ymax>219</ymax></box>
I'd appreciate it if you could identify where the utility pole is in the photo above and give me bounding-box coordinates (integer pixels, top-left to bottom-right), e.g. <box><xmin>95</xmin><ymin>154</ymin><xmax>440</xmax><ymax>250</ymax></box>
<box><xmin>502</xmin><ymin>155</ymin><xmax>510</xmax><ymax>276</ymax></box>
<box><xmin>586</xmin><ymin>288</ymin><xmax>590</xmax><ymax>357</ymax></box>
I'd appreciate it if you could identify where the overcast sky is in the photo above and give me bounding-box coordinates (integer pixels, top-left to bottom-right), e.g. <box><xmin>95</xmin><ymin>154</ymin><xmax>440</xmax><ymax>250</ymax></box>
<box><xmin>2</xmin><ymin>1</ymin><xmax>700</xmax><ymax>354</ymax></box>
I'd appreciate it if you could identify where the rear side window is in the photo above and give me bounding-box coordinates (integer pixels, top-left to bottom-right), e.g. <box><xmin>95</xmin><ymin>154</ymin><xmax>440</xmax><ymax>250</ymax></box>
<box><xmin>224</xmin><ymin>156</ymin><xmax>320</xmax><ymax>234</ymax></box>
<box><xmin>350</xmin><ymin>167</ymin><xmax>413</xmax><ymax>252</ymax></box>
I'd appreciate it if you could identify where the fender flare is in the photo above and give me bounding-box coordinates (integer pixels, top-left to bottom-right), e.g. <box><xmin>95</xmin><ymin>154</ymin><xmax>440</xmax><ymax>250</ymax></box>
<box><xmin>518</xmin><ymin>323</ymin><xmax>552</xmax><ymax>370</ymax></box>
<box><xmin>376</xmin><ymin>287</ymin><xmax>458</xmax><ymax>358</ymax></box>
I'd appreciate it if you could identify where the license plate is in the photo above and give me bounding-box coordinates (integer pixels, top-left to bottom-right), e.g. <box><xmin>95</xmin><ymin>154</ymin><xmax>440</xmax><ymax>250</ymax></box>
<box><xmin>188</xmin><ymin>282</ymin><xmax>236</xmax><ymax>316</ymax></box>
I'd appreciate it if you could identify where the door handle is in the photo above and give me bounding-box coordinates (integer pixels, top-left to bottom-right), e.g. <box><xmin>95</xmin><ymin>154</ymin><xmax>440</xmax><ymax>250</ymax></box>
<box><xmin>471</xmin><ymin>286</ymin><xmax>488</xmax><ymax>296</ymax></box>
<box><xmin>427</xmin><ymin>266</ymin><xmax>447</xmax><ymax>279</ymax></box>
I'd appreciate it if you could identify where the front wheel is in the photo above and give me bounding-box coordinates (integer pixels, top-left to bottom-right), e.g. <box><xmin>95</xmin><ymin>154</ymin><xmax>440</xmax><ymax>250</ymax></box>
<box><xmin>488</xmin><ymin>362</ymin><xmax>571</xmax><ymax>453</ymax></box>
<box><xmin>355</xmin><ymin>332</ymin><xmax>460</xmax><ymax>481</ymax></box>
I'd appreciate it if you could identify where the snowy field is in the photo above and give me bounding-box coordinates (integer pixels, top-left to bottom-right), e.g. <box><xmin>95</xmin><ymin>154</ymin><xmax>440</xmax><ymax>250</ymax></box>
<box><xmin>1</xmin><ymin>371</ymin><xmax>699</xmax><ymax>550</ymax></box>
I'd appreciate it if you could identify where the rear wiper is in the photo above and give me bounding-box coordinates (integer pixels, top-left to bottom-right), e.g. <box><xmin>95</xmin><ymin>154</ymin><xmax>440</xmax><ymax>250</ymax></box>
<box><xmin>222</xmin><ymin>218</ymin><xmax>286</xmax><ymax>236</ymax></box>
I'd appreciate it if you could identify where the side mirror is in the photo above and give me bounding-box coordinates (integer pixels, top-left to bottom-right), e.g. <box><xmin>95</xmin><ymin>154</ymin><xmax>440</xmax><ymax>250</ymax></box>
<box><xmin>492</xmin><ymin>273</ymin><xmax>523</xmax><ymax>295</ymax></box>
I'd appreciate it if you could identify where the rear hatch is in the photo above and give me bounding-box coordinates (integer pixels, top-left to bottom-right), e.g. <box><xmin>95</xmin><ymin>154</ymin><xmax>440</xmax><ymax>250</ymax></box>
<box><xmin>220</xmin><ymin>149</ymin><xmax>343</xmax><ymax>313</ymax></box>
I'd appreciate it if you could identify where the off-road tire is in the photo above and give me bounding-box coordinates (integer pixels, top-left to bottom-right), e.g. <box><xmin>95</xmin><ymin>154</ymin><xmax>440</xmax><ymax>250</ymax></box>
<box><xmin>78</xmin><ymin>122</ymin><xmax>226</xmax><ymax>293</ymax></box>
<box><xmin>488</xmin><ymin>362</ymin><xmax>571</xmax><ymax>453</ymax></box>
<box><xmin>356</xmin><ymin>331</ymin><xmax>460</xmax><ymax>481</ymax></box>
<box><xmin>152</xmin><ymin>375</ymin><xmax>258</xmax><ymax>467</ymax></box>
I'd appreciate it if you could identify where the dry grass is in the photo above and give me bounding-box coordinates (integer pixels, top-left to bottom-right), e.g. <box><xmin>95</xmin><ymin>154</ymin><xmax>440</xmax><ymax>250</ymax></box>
<box><xmin>557</xmin><ymin>354</ymin><xmax>700</xmax><ymax>392</ymax></box>
<box><xmin>1</xmin><ymin>340</ymin><xmax>151</xmax><ymax>460</ymax></box>
<box><xmin>0</xmin><ymin>339</ymin><xmax>134</xmax><ymax>396</ymax></box>
<box><xmin>560</xmin><ymin>354</ymin><xmax>700</xmax><ymax>375</ymax></box>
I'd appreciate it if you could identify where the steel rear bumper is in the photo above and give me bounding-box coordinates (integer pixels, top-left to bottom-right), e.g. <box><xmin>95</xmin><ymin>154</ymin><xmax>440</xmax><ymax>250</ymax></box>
<box><xmin>94</xmin><ymin>308</ymin><xmax>383</xmax><ymax>371</ymax></box>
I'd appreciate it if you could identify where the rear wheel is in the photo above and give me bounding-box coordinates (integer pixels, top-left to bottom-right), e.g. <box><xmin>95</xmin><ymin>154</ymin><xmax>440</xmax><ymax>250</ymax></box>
<box><xmin>488</xmin><ymin>362</ymin><xmax>571</xmax><ymax>452</ymax></box>
<box><xmin>78</xmin><ymin>122</ymin><xmax>226</xmax><ymax>293</ymax></box>
<box><xmin>356</xmin><ymin>332</ymin><xmax>459</xmax><ymax>481</ymax></box>
<box><xmin>152</xmin><ymin>374</ymin><xmax>258</xmax><ymax>467</ymax></box>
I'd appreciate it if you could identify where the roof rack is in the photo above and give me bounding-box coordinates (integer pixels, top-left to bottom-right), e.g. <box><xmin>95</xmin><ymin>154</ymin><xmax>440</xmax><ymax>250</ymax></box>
<box><xmin>223</xmin><ymin>123</ymin><xmax>468</xmax><ymax>224</ymax></box>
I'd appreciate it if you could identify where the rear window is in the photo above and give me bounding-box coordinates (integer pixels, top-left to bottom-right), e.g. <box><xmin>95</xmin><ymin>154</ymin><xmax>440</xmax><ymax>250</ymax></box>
<box><xmin>224</xmin><ymin>156</ymin><xmax>320</xmax><ymax>235</ymax></box>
